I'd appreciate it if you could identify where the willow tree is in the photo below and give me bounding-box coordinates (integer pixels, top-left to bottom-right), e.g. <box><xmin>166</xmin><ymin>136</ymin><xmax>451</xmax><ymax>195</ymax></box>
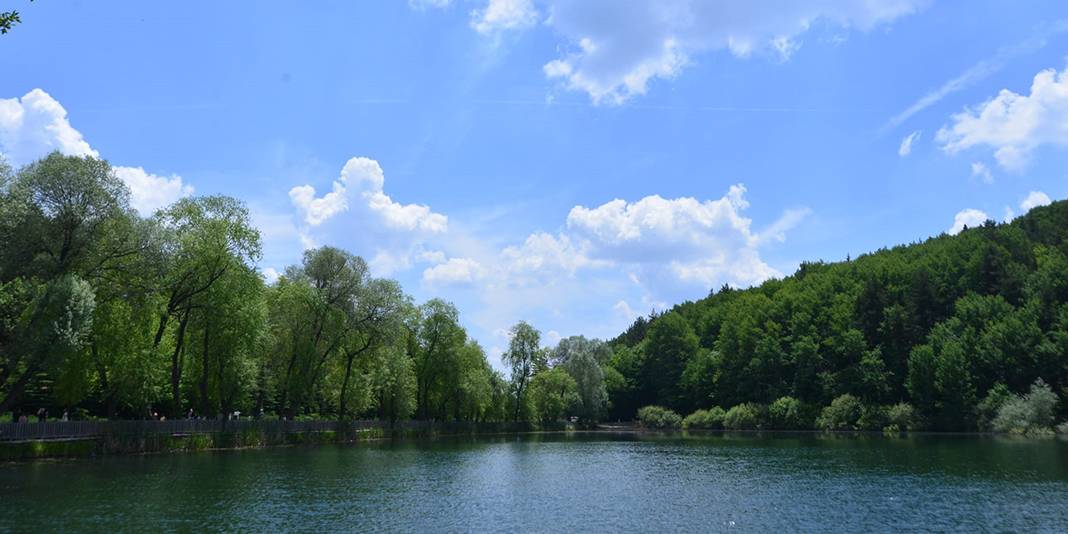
<box><xmin>0</xmin><ymin>153</ymin><xmax>136</xmax><ymax>414</ymax></box>
<box><xmin>152</xmin><ymin>196</ymin><xmax>261</xmax><ymax>416</ymax></box>
<box><xmin>503</xmin><ymin>321</ymin><xmax>543</xmax><ymax>422</ymax></box>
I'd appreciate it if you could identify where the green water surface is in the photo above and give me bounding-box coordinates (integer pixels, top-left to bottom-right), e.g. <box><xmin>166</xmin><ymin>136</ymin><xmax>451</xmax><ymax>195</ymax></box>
<box><xmin>2</xmin><ymin>432</ymin><xmax>1067</xmax><ymax>532</ymax></box>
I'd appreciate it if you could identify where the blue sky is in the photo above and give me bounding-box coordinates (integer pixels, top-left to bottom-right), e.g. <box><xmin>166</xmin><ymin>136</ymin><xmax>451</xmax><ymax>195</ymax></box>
<box><xmin>3</xmin><ymin>0</ymin><xmax>1068</xmax><ymax>365</ymax></box>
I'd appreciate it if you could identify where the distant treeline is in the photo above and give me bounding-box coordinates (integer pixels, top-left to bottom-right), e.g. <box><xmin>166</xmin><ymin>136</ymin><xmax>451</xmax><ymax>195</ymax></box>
<box><xmin>606</xmin><ymin>195</ymin><xmax>1068</xmax><ymax>433</ymax></box>
<box><xmin>0</xmin><ymin>153</ymin><xmax>604</xmax><ymax>425</ymax></box>
<box><xmin>4</xmin><ymin>152</ymin><xmax>1067</xmax><ymax>434</ymax></box>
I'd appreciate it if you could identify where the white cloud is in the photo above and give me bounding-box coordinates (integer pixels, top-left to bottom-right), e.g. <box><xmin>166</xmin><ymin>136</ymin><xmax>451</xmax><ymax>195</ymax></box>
<box><xmin>937</xmin><ymin>66</ymin><xmax>1068</xmax><ymax>171</ymax></box>
<box><xmin>0</xmin><ymin>88</ymin><xmax>200</xmax><ymax>217</ymax></box>
<box><xmin>970</xmin><ymin>161</ymin><xmax>993</xmax><ymax>184</ymax></box>
<box><xmin>426</xmin><ymin>183</ymin><xmax>807</xmax><ymax>295</ymax></box>
<box><xmin>261</xmin><ymin>267</ymin><xmax>281</xmax><ymax>284</ymax></box>
<box><xmin>290</xmin><ymin>157</ymin><xmax>448</xmax><ymax>232</ymax></box>
<box><xmin>886</xmin><ymin>20</ymin><xmax>1068</xmax><ymax>131</ymax></box>
<box><xmin>545</xmin><ymin>330</ymin><xmax>562</xmax><ymax>345</ymax></box>
<box><xmin>613</xmin><ymin>299</ymin><xmax>639</xmax><ymax>321</ymax></box>
<box><xmin>111</xmin><ymin>166</ymin><xmax>194</xmax><ymax>216</ymax></box>
<box><xmin>1020</xmin><ymin>190</ymin><xmax>1052</xmax><ymax>212</ymax></box>
<box><xmin>499</xmin><ymin>1</ymin><xmax>927</xmax><ymax>104</ymax></box>
<box><xmin>563</xmin><ymin>184</ymin><xmax>805</xmax><ymax>286</ymax></box>
<box><xmin>423</xmin><ymin>257</ymin><xmax>487</xmax><ymax>285</ymax></box>
<box><xmin>898</xmin><ymin>130</ymin><xmax>920</xmax><ymax>156</ymax></box>
<box><xmin>0</xmin><ymin>89</ymin><xmax>97</xmax><ymax>166</ymax></box>
<box><xmin>948</xmin><ymin>208</ymin><xmax>989</xmax><ymax>235</ymax></box>
<box><xmin>471</xmin><ymin>0</ymin><xmax>538</xmax><ymax>35</ymax></box>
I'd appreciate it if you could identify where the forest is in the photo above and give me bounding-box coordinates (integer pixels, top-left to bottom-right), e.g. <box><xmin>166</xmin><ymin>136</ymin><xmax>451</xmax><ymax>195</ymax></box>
<box><xmin>2</xmin><ymin>152</ymin><xmax>1067</xmax><ymax>434</ymax></box>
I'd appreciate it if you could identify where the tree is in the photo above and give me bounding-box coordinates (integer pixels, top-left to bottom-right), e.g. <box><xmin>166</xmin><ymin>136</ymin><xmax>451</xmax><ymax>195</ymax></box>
<box><xmin>641</xmin><ymin>312</ymin><xmax>698</xmax><ymax>412</ymax></box>
<box><xmin>153</xmin><ymin>196</ymin><xmax>261</xmax><ymax>416</ymax></box>
<box><xmin>410</xmin><ymin>299</ymin><xmax>466</xmax><ymax>419</ymax></box>
<box><xmin>0</xmin><ymin>275</ymin><xmax>96</xmax><ymax>412</ymax></box>
<box><xmin>503</xmin><ymin>321</ymin><xmax>542</xmax><ymax>422</ymax></box>
<box><xmin>528</xmin><ymin>367</ymin><xmax>578</xmax><ymax>424</ymax></box>
<box><xmin>557</xmin><ymin>337</ymin><xmax>608</xmax><ymax>422</ymax></box>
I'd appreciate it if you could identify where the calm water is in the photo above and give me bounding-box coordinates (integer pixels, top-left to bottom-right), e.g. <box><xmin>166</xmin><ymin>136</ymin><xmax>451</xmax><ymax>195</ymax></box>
<box><xmin>2</xmin><ymin>432</ymin><xmax>1068</xmax><ymax>532</ymax></box>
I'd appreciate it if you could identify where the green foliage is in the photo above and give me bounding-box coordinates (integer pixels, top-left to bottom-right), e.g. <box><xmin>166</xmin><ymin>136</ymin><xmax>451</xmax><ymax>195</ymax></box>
<box><xmin>503</xmin><ymin>321</ymin><xmax>543</xmax><ymax>422</ymax></box>
<box><xmin>817</xmin><ymin>394</ymin><xmax>863</xmax><ymax>431</ymax></box>
<box><xmin>529</xmin><ymin>367</ymin><xmax>578</xmax><ymax>423</ymax></box>
<box><xmin>723</xmin><ymin>403</ymin><xmax>763</xmax><ymax>430</ymax></box>
<box><xmin>682</xmin><ymin>407</ymin><xmax>725</xmax><ymax>430</ymax></box>
<box><xmin>977</xmin><ymin>383</ymin><xmax>1012</xmax><ymax>431</ymax></box>
<box><xmin>558</xmin><ymin>337</ymin><xmax>608</xmax><ymax>422</ymax></box>
<box><xmin>768</xmin><ymin>396</ymin><xmax>810</xmax><ymax>430</ymax></box>
<box><xmin>640</xmin><ymin>312</ymin><xmax>698</xmax><ymax>412</ymax></box>
<box><xmin>885</xmin><ymin>403</ymin><xmax>916</xmax><ymax>432</ymax></box>
<box><xmin>602</xmin><ymin>199</ymin><xmax>1068</xmax><ymax>432</ymax></box>
<box><xmin>992</xmin><ymin>379</ymin><xmax>1059</xmax><ymax>435</ymax></box>
<box><xmin>637</xmin><ymin>405</ymin><xmax>682</xmax><ymax>429</ymax></box>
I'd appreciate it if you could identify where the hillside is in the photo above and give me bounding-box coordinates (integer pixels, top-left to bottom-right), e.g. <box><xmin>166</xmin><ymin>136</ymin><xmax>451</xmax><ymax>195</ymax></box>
<box><xmin>605</xmin><ymin>200</ymin><xmax>1068</xmax><ymax>431</ymax></box>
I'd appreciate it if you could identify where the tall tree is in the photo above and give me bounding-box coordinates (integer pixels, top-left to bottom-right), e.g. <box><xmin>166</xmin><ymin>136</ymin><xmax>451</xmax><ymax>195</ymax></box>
<box><xmin>504</xmin><ymin>321</ymin><xmax>542</xmax><ymax>422</ymax></box>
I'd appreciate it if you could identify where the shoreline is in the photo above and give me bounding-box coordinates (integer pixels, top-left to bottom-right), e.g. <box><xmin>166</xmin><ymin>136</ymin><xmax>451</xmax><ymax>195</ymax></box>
<box><xmin>3</xmin><ymin>424</ymin><xmax>1064</xmax><ymax>463</ymax></box>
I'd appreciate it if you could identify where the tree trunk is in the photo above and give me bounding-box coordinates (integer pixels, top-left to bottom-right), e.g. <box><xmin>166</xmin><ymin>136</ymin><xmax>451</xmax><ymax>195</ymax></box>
<box><xmin>200</xmin><ymin>322</ymin><xmax>210</xmax><ymax>417</ymax></box>
<box><xmin>169</xmin><ymin>310</ymin><xmax>190</xmax><ymax>417</ymax></box>
<box><xmin>338</xmin><ymin>352</ymin><xmax>355</xmax><ymax>419</ymax></box>
<box><xmin>0</xmin><ymin>366</ymin><xmax>36</xmax><ymax>414</ymax></box>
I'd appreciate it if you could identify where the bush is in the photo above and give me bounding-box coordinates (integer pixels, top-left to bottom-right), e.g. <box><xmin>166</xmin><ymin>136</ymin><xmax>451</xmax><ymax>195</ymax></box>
<box><xmin>723</xmin><ymin>403</ymin><xmax>763</xmax><ymax>430</ymax></box>
<box><xmin>857</xmin><ymin>404</ymin><xmax>888</xmax><ymax>431</ymax></box>
<box><xmin>884</xmin><ymin>403</ymin><xmax>916</xmax><ymax>433</ymax></box>
<box><xmin>682</xmin><ymin>407</ymin><xmax>726</xmax><ymax>430</ymax></box>
<box><xmin>817</xmin><ymin>394</ymin><xmax>863</xmax><ymax>431</ymax></box>
<box><xmin>637</xmin><ymin>405</ymin><xmax>682</xmax><ymax>429</ymax></box>
<box><xmin>768</xmin><ymin>396</ymin><xmax>810</xmax><ymax>429</ymax></box>
<box><xmin>977</xmin><ymin>383</ymin><xmax>1012</xmax><ymax>431</ymax></box>
<box><xmin>992</xmin><ymin>379</ymin><xmax>1059</xmax><ymax>435</ymax></box>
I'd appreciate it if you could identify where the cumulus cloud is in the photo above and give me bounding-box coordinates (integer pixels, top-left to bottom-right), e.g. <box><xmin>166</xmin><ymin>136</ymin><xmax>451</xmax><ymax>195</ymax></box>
<box><xmin>111</xmin><ymin>166</ymin><xmax>194</xmax><ymax>216</ymax></box>
<box><xmin>0</xmin><ymin>89</ymin><xmax>97</xmax><ymax>165</ymax></box>
<box><xmin>564</xmin><ymin>184</ymin><xmax>804</xmax><ymax>287</ymax></box>
<box><xmin>426</xmin><ymin>183</ymin><xmax>807</xmax><ymax>293</ymax></box>
<box><xmin>970</xmin><ymin>161</ymin><xmax>993</xmax><ymax>184</ymax></box>
<box><xmin>483</xmin><ymin>0</ymin><xmax>926</xmax><ymax>104</ymax></box>
<box><xmin>471</xmin><ymin>0</ymin><xmax>539</xmax><ymax>34</ymax></box>
<box><xmin>1020</xmin><ymin>190</ymin><xmax>1052</xmax><ymax>212</ymax></box>
<box><xmin>0</xmin><ymin>88</ymin><xmax>195</xmax><ymax>215</ymax></box>
<box><xmin>898</xmin><ymin>130</ymin><xmax>920</xmax><ymax>156</ymax></box>
<box><xmin>423</xmin><ymin>257</ymin><xmax>487</xmax><ymax>285</ymax></box>
<box><xmin>937</xmin><ymin>66</ymin><xmax>1068</xmax><ymax>171</ymax></box>
<box><xmin>948</xmin><ymin>208</ymin><xmax>989</xmax><ymax>235</ymax></box>
<box><xmin>289</xmin><ymin>157</ymin><xmax>448</xmax><ymax>233</ymax></box>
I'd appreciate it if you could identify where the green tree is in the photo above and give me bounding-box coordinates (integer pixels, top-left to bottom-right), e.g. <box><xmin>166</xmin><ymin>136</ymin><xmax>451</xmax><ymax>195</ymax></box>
<box><xmin>503</xmin><ymin>321</ymin><xmax>542</xmax><ymax>422</ymax></box>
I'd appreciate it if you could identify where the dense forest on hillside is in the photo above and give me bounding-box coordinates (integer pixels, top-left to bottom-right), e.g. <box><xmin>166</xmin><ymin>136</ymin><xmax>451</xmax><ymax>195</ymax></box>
<box><xmin>606</xmin><ymin>195</ymin><xmax>1068</xmax><ymax>433</ymax></box>
<box><xmin>2</xmin><ymin>152</ymin><xmax>1067</xmax><ymax>434</ymax></box>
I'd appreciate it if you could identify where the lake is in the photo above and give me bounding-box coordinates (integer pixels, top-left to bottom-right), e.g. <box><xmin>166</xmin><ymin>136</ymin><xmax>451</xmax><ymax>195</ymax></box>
<box><xmin>2</xmin><ymin>432</ymin><xmax>1067</xmax><ymax>532</ymax></box>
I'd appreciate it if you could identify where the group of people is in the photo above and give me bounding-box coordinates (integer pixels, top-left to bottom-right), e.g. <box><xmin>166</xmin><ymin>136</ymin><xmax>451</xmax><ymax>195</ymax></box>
<box><xmin>11</xmin><ymin>408</ymin><xmax>68</xmax><ymax>423</ymax></box>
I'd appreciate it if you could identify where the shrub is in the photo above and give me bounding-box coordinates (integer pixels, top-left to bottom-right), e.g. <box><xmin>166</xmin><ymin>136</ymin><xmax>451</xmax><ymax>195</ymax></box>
<box><xmin>682</xmin><ymin>407</ymin><xmax>726</xmax><ymax>430</ymax></box>
<box><xmin>992</xmin><ymin>379</ymin><xmax>1059</xmax><ymax>435</ymax></box>
<box><xmin>723</xmin><ymin>403</ymin><xmax>763</xmax><ymax>430</ymax></box>
<box><xmin>768</xmin><ymin>396</ymin><xmax>809</xmax><ymax>429</ymax></box>
<box><xmin>884</xmin><ymin>403</ymin><xmax>916</xmax><ymax>433</ymax></box>
<box><xmin>637</xmin><ymin>405</ymin><xmax>682</xmax><ymax>430</ymax></box>
<box><xmin>857</xmin><ymin>404</ymin><xmax>888</xmax><ymax>431</ymax></box>
<box><xmin>817</xmin><ymin>394</ymin><xmax>863</xmax><ymax>431</ymax></box>
<box><xmin>977</xmin><ymin>383</ymin><xmax>1012</xmax><ymax>431</ymax></box>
